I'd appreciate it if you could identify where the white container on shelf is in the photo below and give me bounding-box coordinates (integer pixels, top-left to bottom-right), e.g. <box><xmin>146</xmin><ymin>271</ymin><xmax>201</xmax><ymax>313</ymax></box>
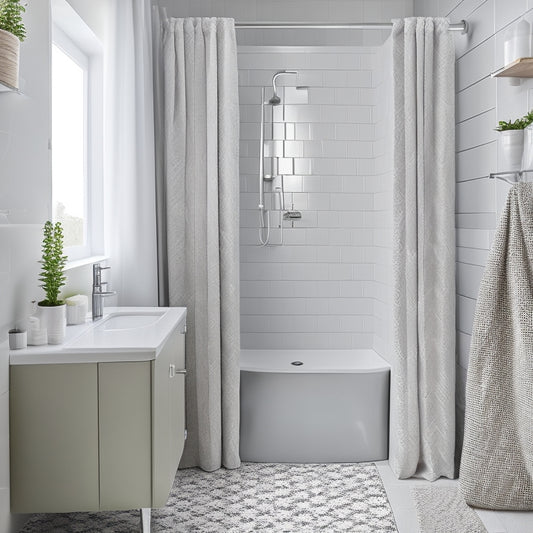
<box><xmin>504</xmin><ymin>20</ymin><xmax>531</xmax><ymax>65</ymax></box>
<box><xmin>500</xmin><ymin>130</ymin><xmax>524</xmax><ymax>171</ymax></box>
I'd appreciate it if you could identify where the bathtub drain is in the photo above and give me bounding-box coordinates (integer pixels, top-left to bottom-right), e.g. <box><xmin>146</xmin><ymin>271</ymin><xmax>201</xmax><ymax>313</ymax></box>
<box><xmin>291</xmin><ymin>361</ymin><xmax>303</xmax><ymax>366</ymax></box>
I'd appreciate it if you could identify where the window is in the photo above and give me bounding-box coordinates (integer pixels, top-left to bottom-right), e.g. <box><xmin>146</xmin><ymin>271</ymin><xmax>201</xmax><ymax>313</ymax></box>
<box><xmin>51</xmin><ymin>1</ymin><xmax>103</xmax><ymax>262</ymax></box>
<box><xmin>51</xmin><ymin>42</ymin><xmax>87</xmax><ymax>249</ymax></box>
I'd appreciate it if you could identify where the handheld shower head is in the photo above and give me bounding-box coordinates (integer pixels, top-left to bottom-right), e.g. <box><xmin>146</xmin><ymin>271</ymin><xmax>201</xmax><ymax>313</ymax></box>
<box><xmin>268</xmin><ymin>70</ymin><xmax>298</xmax><ymax>105</ymax></box>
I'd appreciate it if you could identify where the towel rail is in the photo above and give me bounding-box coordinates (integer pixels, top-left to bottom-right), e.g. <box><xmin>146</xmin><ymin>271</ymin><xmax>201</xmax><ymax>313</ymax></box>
<box><xmin>489</xmin><ymin>170</ymin><xmax>533</xmax><ymax>184</ymax></box>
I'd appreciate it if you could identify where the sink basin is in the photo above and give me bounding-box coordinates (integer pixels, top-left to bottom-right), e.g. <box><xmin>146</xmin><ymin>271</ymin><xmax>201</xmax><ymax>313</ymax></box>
<box><xmin>97</xmin><ymin>312</ymin><xmax>165</xmax><ymax>331</ymax></box>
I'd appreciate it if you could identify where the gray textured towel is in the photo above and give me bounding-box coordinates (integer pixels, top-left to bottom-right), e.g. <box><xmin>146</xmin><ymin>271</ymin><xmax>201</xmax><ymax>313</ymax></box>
<box><xmin>460</xmin><ymin>183</ymin><xmax>533</xmax><ymax>510</ymax></box>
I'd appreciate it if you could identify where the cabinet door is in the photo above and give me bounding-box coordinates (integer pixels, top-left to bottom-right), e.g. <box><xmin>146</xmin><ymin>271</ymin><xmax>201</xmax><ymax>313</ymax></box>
<box><xmin>152</xmin><ymin>328</ymin><xmax>186</xmax><ymax>507</ymax></box>
<box><xmin>170</xmin><ymin>333</ymin><xmax>186</xmax><ymax>480</ymax></box>
<box><xmin>98</xmin><ymin>361</ymin><xmax>152</xmax><ymax>510</ymax></box>
<box><xmin>10</xmin><ymin>364</ymin><xmax>99</xmax><ymax>513</ymax></box>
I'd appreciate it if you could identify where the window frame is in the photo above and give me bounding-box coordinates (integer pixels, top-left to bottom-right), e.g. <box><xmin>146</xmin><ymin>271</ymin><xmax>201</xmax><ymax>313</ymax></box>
<box><xmin>51</xmin><ymin>1</ymin><xmax>104</xmax><ymax>263</ymax></box>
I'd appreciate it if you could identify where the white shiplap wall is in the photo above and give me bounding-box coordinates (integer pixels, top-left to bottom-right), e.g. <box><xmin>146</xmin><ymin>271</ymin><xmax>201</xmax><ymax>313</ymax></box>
<box><xmin>415</xmin><ymin>0</ymin><xmax>533</xmax><ymax>459</ymax></box>
<box><xmin>238</xmin><ymin>46</ymin><xmax>380</xmax><ymax>350</ymax></box>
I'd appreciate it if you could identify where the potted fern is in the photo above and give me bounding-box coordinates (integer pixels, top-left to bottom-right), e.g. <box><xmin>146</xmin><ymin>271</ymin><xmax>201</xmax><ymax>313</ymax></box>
<box><xmin>0</xmin><ymin>0</ymin><xmax>26</xmax><ymax>90</ymax></box>
<box><xmin>37</xmin><ymin>221</ymin><xmax>68</xmax><ymax>344</ymax></box>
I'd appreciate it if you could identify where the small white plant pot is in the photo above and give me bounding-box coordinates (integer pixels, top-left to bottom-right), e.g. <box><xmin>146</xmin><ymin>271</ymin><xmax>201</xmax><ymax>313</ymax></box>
<box><xmin>36</xmin><ymin>304</ymin><xmax>66</xmax><ymax>345</ymax></box>
<box><xmin>8</xmin><ymin>329</ymin><xmax>27</xmax><ymax>350</ymax></box>
<box><xmin>500</xmin><ymin>130</ymin><xmax>524</xmax><ymax>171</ymax></box>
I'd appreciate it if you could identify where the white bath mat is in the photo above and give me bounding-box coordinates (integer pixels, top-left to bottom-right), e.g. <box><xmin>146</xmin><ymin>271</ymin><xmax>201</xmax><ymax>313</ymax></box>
<box><xmin>412</xmin><ymin>486</ymin><xmax>488</xmax><ymax>533</ymax></box>
<box><xmin>21</xmin><ymin>463</ymin><xmax>397</xmax><ymax>532</ymax></box>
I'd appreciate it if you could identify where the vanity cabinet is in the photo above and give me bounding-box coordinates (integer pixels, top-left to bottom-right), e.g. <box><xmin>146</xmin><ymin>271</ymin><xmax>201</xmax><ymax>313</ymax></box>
<box><xmin>9</xmin><ymin>326</ymin><xmax>186</xmax><ymax>514</ymax></box>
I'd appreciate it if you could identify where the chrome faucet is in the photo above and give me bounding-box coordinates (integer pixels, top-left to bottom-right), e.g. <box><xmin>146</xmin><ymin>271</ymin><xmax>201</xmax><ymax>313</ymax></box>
<box><xmin>92</xmin><ymin>263</ymin><xmax>116</xmax><ymax>320</ymax></box>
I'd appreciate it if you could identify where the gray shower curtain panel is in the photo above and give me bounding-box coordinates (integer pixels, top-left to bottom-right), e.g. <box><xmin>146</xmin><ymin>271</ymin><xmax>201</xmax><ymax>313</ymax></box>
<box><xmin>159</xmin><ymin>17</ymin><xmax>241</xmax><ymax>472</ymax></box>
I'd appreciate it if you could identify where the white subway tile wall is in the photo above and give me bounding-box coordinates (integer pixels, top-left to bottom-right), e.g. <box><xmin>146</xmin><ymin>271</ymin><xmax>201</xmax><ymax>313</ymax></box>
<box><xmin>238</xmin><ymin>46</ymin><xmax>389</xmax><ymax>350</ymax></box>
<box><xmin>372</xmin><ymin>39</ymin><xmax>393</xmax><ymax>364</ymax></box>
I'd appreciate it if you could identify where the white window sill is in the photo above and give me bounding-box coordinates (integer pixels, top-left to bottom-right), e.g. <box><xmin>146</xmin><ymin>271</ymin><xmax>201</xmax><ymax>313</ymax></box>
<box><xmin>64</xmin><ymin>255</ymin><xmax>109</xmax><ymax>271</ymax></box>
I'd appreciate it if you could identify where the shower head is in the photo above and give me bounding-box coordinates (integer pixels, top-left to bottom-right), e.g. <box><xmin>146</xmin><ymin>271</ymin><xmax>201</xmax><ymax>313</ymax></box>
<box><xmin>268</xmin><ymin>70</ymin><xmax>298</xmax><ymax>105</ymax></box>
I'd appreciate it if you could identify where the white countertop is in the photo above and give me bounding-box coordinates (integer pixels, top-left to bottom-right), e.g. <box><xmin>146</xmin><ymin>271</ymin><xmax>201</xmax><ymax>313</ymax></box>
<box><xmin>10</xmin><ymin>307</ymin><xmax>187</xmax><ymax>365</ymax></box>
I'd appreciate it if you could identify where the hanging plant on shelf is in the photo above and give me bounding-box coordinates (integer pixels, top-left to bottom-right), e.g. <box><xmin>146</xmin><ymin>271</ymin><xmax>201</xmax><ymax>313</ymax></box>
<box><xmin>0</xmin><ymin>0</ymin><xmax>26</xmax><ymax>90</ymax></box>
<box><xmin>495</xmin><ymin>109</ymin><xmax>533</xmax><ymax>172</ymax></box>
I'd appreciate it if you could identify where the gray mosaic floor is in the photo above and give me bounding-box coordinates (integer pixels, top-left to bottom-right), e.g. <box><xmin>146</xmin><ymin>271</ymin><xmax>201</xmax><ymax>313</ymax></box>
<box><xmin>21</xmin><ymin>462</ymin><xmax>398</xmax><ymax>532</ymax></box>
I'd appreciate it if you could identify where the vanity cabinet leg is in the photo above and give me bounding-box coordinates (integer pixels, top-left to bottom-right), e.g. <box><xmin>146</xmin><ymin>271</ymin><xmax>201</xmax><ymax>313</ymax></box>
<box><xmin>140</xmin><ymin>508</ymin><xmax>151</xmax><ymax>533</ymax></box>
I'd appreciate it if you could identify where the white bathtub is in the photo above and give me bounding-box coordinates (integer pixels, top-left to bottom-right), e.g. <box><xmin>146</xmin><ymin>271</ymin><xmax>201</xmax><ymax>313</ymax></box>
<box><xmin>240</xmin><ymin>349</ymin><xmax>390</xmax><ymax>463</ymax></box>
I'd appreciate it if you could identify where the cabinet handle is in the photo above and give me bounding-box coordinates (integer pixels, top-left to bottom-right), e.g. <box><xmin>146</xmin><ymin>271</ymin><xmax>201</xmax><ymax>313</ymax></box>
<box><xmin>169</xmin><ymin>366</ymin><xmax>186</xmax><ymax>378</ymax></box>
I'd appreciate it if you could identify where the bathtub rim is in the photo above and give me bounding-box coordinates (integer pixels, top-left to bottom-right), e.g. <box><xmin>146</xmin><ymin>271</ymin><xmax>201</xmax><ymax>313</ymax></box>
<box><xmin>240</xmin><ymin>348</ymin><xmax>391</xmax><ymax>374</ymax></box>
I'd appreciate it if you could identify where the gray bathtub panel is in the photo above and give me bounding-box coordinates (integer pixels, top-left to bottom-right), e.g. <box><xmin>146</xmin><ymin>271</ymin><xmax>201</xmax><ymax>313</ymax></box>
<box><xmin>240</xmin><ymin>370</ymin><xmax>389</xmax><ymax>463</ymax></box>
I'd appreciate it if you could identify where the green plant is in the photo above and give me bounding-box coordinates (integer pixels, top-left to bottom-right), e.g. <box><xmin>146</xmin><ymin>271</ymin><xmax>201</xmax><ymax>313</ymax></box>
<box><xmin>496</xmin><ymin>118</ymin><xmax>528</xmax><ymax>131</ymax></box>
<box><xmin>39</xmin><ymin>221</ymin><xmax>67</xmax><ymax>306</ymax></box>
<box><xmin>0</xmin><ymin>0</ymin><xmax>25</xmax><ymax>41</ymax></box>
<box><xmin>523</xmin><ymin>109</ymin><xmax>533</xmax><ymax>128</ymax></box>
<box><xmin>496</xmin><ymin>108</ymin><xmax>533</xmax><ymax>131</ymax></box>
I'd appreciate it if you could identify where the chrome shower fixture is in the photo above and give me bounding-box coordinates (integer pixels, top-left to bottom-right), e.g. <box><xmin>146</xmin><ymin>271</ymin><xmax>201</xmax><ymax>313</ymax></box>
<box><xmin>268</xmin><ymin>70</ymin><xmax>298</xmax><ymax>105</ymax></box>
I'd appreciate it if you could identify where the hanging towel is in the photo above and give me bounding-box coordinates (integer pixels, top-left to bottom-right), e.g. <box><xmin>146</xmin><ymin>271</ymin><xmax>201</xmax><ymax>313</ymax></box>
<box><xmin>460</xmin><ymin>183</ymin><xmax>533</xmax><ymax>510</ymax></box>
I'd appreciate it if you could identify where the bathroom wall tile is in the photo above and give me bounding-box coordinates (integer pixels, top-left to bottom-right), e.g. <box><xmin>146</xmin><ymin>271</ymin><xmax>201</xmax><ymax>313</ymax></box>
<box><xmin>454</xmin><ymin>0</ymin><xmax>494</xmax><ymax>59</ymax></box>
<box><xmin>303</xmin><ymin>140</ymin><xmax>323</xmax><ymax>158</ymax></box>
<box><xmin>456</xmin><ymin>262</ymin><xmax>484</xmax><ymax>299</ymax></box>
<box><xmin>456</xmin><ymin>246</ymin><xmax>490</xmax><ymax>267</ymax></box>
<box><xmin>335</xmin><ymin>123</ymin><xmax>359</xmax><ymax>140</ymax></box>
<box><xmin>495</xmin><ymin>0</ymin><xmax>528</xmax><ymax>32</ymax></box>
<box><xmin>317</xmin><ymin>247</ymin><xmax>341</xmax><ymax>263</ymax></box>
<box><xmin>457</xmin><ymin>331</ymin><xmax>472</xmax><ymax>370</ymax></box>
<box><xmin>306</xmin><ymin>193</ymin><xmax>331</xmax><ymax>210</ymax></box>
<box><xmin>336</xmin><ymin>158</ymin><xmax>358</xmax><ymax>175</ymax></box>
<box><xmin>310</xmin><ymin>123</ymin><xmax>336</xmax><ymax>140</ymax></box>
<box><xmin>456</xmin><ymin>141</ymin><xmax>497</xmax><ymax>181</ymax></box>
<box><xmin>457</xmin><ymin>295</ymin><xmax>477</xmax><ymax>335</ymax></box>
<box><xmin>456</xmin><ymin>77</ymin><xmax>496</xmax><ymax>124</ymax></box>
<box><xmin>456</xmin><ymin>37</ymin><xmax>495</xmax><ymax>91</ymax></box>
<box><xmin>329</xmin><ymin>264</ymin><xmax>354</xmax><ymax>280</ymax></box>
<box><xmin>342</xmin><ymin>176</ymin><xmax>367</xmax><ymax>193</ymax></box>
<box><xmin>456</xmin><ymin>108</ymin><xmax>497</xmax><ymax>151</ymax></box>
<box><xmin>317</xmin><ymin>211</ymin><xmax>341</xmax><ymax>228</ymax></box>
<box><xmin>456</xmin><ymin>178</ymin><xmax>495</xmax><ymax>214</ymax></box>
<box><xmin>456</xmin><ymin>228</ymin><xmax>492</xmax><ymax>249</ymax></box>
<box><xmin>322</xmin><ymin>140</ymin><xmax>348</xmax><ymax>158</ymax></box>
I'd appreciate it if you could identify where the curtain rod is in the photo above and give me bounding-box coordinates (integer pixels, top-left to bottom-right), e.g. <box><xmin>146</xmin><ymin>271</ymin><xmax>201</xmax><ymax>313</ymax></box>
<box><xmin>235</xmin><ymin>20</ymin><xmax>469</xmax><ymax>34</ymax></box>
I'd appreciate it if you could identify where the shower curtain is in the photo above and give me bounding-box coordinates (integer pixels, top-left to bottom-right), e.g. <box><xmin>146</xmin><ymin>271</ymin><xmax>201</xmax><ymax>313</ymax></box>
<box><xmin>157</xmin><ymin>17</ymin><xmax>241</xmax><ymax>471</ymax></box>
<box><xmin>389</xmin><ymin>18</ymin><xmax>456</xmax><ymax>480</ymax></box>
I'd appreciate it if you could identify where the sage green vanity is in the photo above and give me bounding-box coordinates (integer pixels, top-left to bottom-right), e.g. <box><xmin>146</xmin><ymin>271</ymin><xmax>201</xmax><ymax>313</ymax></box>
<box><xmin>9</xmin><ymin>307</ymin><xmax>187</xmax><ymax>532</ymax></box>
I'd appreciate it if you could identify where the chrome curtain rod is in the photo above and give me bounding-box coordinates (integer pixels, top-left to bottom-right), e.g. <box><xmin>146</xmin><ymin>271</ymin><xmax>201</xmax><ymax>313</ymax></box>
<box><xmin>235</xmin><ymin>20</ymin><xmax>469</xmax><ymax>34</ymax></box>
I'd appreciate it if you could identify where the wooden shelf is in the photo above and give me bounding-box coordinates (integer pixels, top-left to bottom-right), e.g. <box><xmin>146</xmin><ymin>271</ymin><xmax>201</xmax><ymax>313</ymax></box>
<box><xmin>492</xmin><ymin>57</ymin><xmax>533</xmax><ymax>78</ymax></box>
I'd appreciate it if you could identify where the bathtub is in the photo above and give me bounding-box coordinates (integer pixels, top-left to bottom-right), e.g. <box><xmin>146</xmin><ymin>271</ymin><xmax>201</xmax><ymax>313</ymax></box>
<box><xmin>240</xmin><ymin>349</ymin><xmax>390</xmax><ymax>463</ymax></box>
